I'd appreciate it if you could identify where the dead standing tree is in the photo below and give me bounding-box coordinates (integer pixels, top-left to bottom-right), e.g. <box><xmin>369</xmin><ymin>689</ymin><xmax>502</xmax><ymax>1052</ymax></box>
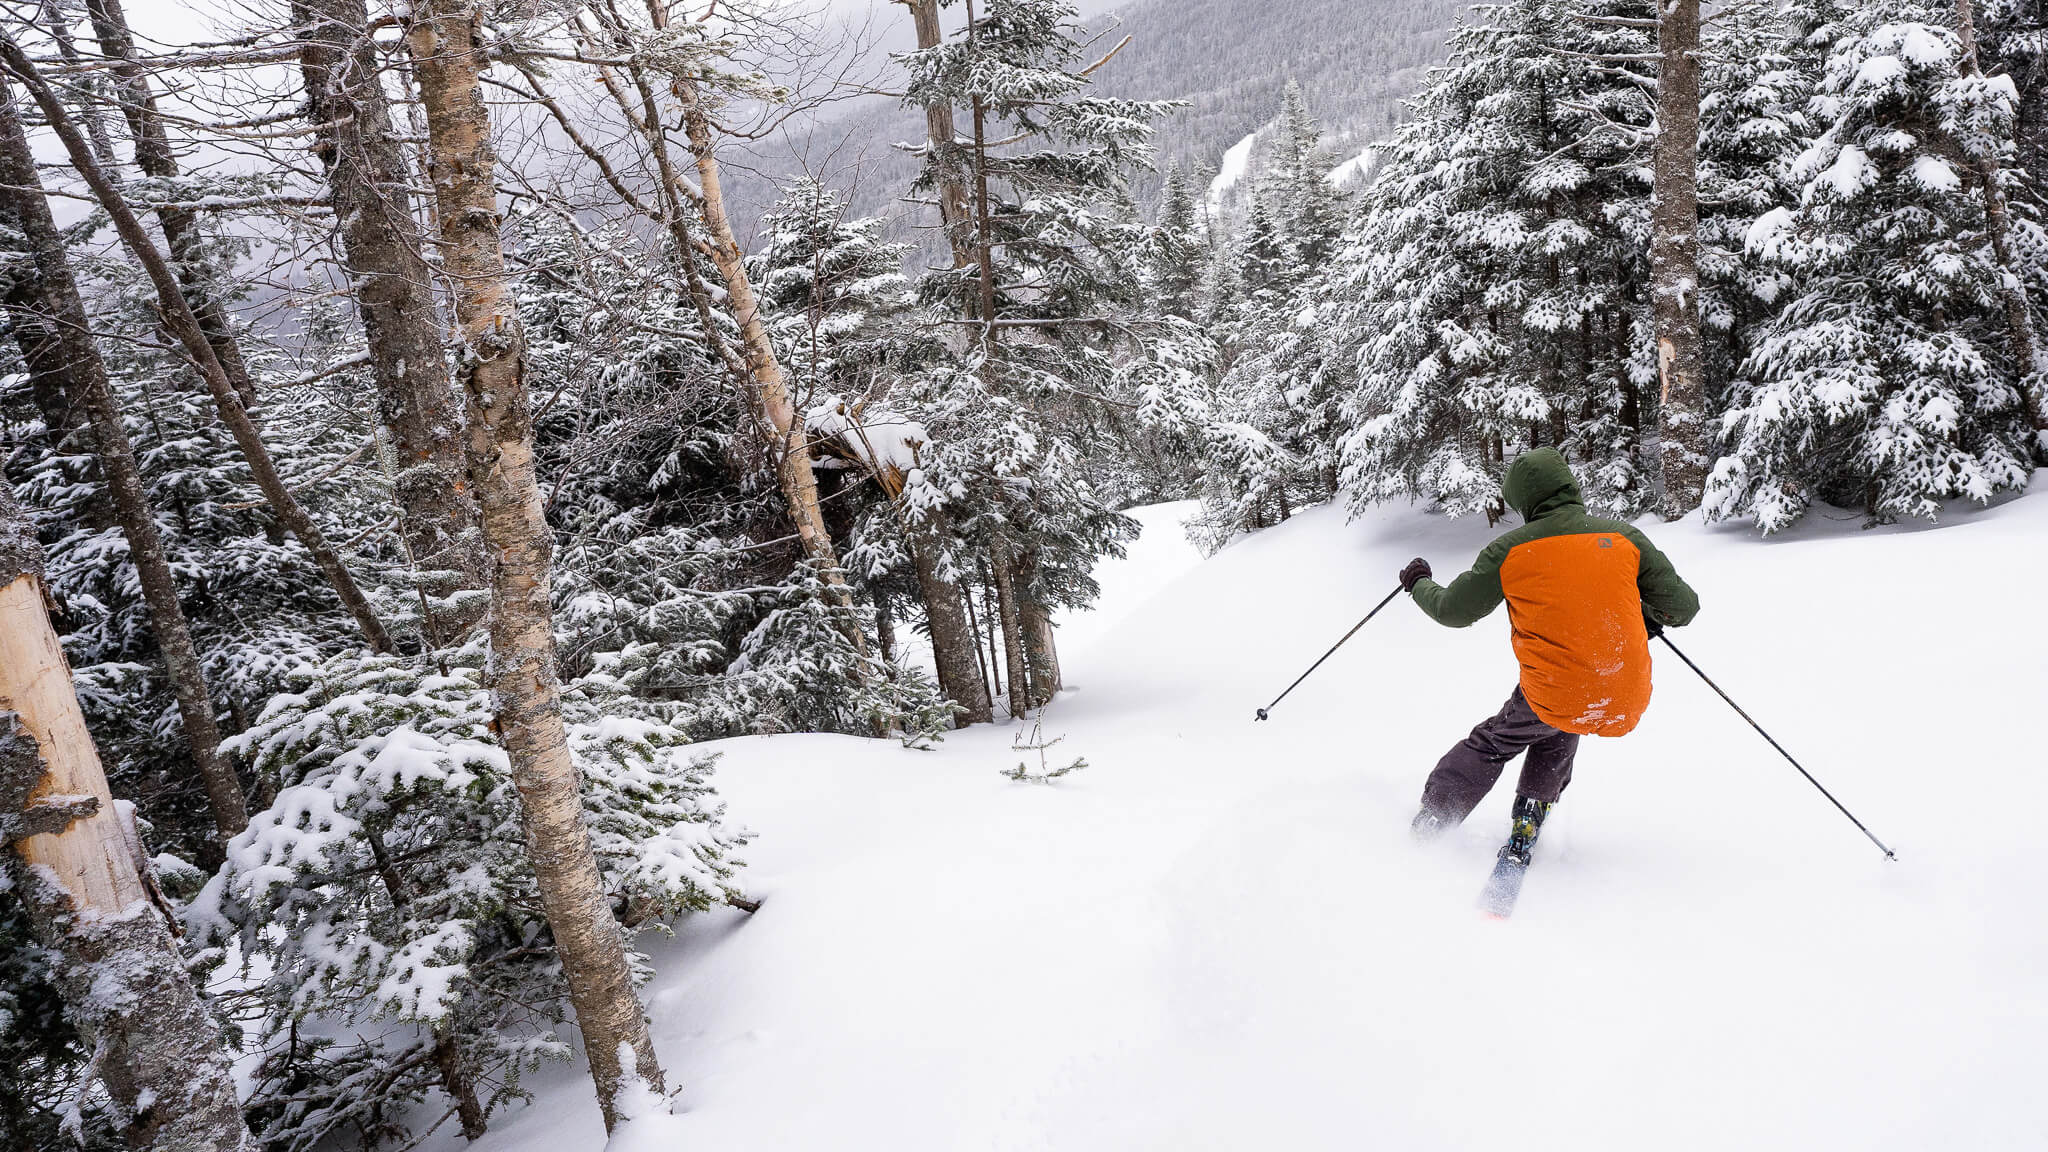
<box><xmin>400</xmin><ymin>0</ymin><xmax>663</xmax><ymax>1128</ymax></box>
<box><xmin>0</xmin><ymin>79</ymin><xmax>248</xmax><ymax>845</ymax></box>
<box><xmin>0</xmin><ymin>36</ymin><xmax>397</xmax><ymax>656</ymax></box>
<box><xmin>0</xmin><ymin>481</ymin><xmax>256</xmax><ymax>1152</ymax></box>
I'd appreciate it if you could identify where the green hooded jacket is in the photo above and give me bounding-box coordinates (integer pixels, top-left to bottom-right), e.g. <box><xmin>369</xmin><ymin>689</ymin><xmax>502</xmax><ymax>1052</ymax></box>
<box><xmin>1411</xmin><ymin>448</ymin><xmax>1700</xmax><ymax>631</ymax></box>
<box><xmin>1410</xmin><ymin>449</ymin><xmax>1699</xmax><ymax>734</ymax></box>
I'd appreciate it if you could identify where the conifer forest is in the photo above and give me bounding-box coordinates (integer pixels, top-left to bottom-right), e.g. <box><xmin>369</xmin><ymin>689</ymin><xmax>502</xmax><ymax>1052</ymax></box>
<box><xmin>1</xmin><ymin>0</ymin><xmax>2044</xmax><ymax>1149</ymax></box>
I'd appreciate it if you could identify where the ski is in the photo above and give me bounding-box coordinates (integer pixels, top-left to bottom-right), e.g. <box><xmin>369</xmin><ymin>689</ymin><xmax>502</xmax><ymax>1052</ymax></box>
<box><xmin>1478</xmin><ymin>795</ymin><xmax>1550</xmax><ymax>919</ymax></box>
<box><xmin>1477</xmin><ymin>846</ymin><xmax>1530</xmax><ymax>919</ymax></box>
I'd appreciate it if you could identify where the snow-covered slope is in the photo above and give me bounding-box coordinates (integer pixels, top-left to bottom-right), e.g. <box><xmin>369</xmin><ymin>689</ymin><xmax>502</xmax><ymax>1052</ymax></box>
<box><xmin>434</xmin><ymin>491</ymin><xmax>2048</xmax><ymax>1152</ymax></box>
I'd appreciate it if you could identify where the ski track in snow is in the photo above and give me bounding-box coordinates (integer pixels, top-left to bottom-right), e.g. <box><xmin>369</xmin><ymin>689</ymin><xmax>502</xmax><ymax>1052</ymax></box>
<box><xmin>425</xmin><ymin>491</ymin><xmax>2048</xmax><ymax>1152</ymax></box>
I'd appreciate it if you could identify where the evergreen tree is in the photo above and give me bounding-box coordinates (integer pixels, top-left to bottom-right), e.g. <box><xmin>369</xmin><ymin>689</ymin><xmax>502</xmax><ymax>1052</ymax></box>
<box><xmin>898</xmin><ymin>0</ymin><xmax>1209</xmax><ymax>709</ymax></box>
<box><xmin>1706</xmin><ymin>7</ymin><xmax>2038</xmax><ymax>529</ymax></box>
<box><xmin>1332</xmin><ymin>0</ymin><xmax>1660</xmax><ymax>520</ymax></box>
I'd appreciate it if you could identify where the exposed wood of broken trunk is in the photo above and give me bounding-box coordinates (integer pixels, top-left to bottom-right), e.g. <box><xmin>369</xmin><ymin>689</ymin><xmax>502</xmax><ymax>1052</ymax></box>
<box><xmin>0</xmin><ymin>79</ymin><xmax>247</xmax><ymax>844</ymax></box>
<box><xmin>1651</xmin><ymin>0</ymin><xmax>1709</xmax><ymax>518</ymax></box>
<box><xmin>0</xmin><ymin>38</ymin><xmax>396</xmax><ymax>656</ymax></box>
<box><xmin>295</xmin><ymin>0</ymin><xmax>484</xmax><ymax>644</ymax></box>
<box><xmin>402</xmin><ymin>0</ymin><xmax>662</xmax><ymax>1130</ymax></box>
<box><xmin>0</xmin><ymin>482</ymin><xmax>256</xmax><ymax>1152</ymax></box>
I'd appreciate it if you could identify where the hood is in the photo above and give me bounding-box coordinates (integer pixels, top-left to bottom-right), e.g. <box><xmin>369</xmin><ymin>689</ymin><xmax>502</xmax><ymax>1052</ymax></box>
<box><xmin>1502</xmin><ymin>448</ymin><xmax>1584</xmax><ymax>522</ymax></box>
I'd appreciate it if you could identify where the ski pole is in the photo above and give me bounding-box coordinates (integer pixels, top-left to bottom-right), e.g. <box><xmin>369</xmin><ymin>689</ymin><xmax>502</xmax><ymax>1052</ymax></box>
<box><xmin>1656</xmin><ymin>632</ymin><xmax>1896</xmax><ymax>861</ymax></box>
<box><xmin>1256</xmin><ymin>585</ymin><xmax>1403</xmax><ymax>721</ymax></box>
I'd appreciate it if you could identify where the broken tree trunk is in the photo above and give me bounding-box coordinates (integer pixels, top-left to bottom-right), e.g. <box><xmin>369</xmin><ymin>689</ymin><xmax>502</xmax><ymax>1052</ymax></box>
<box><xmin>1652</xmin><ymin>0</ymin><xmax>1709</xmax><ymax>518</ymax></box>
<box><xmin>0</xmin><ymin>78</ymin><xmax>246</xmax><ymax>844</ymax></box>
<box><xmin>295</xmin><ymin>0</ymin><xmax>484</xmax><ymax>643</ymax></box>
<box><xmin>0</xmin><ymin>482</ymin><xmax>256</xmax><ymax>1152</ymax></box>
<box><xmin>0</xmin><ymin>37</ymin><xmax>396</xmax><ymax>655</ymax></box>
<box><xmin>402</xmin><ymin>0</ymin><xmax>662</xmax><ymax>1129</ymax></box>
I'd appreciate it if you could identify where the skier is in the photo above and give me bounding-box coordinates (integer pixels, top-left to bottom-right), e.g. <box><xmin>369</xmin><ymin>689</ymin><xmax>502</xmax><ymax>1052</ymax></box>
<box><xmin>1399</xmin><ymin>448</ymin><xmax>1699</xmax><ymax>865</ymax></box>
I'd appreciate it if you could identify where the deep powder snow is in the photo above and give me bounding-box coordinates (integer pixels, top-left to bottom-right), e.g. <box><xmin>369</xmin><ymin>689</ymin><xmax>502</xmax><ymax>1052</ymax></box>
<box><xmin>421</xmin><ymin>494</ymin><xmax>2048</xmax><ymax>1152</ymax></box>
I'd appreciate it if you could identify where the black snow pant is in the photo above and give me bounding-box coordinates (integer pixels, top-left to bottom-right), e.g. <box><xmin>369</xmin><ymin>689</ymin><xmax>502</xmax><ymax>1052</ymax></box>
<box><xmin>1419</xmin><ymin>686</ymin><xmax>1578</xmax><ymax>825</ymax></box>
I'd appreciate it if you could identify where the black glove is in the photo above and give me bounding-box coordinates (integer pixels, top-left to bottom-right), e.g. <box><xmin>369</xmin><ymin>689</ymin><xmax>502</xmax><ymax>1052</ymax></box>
<box><xmin>1399</xmin><ymin>557</ymin><xmax>1432</xmax><ymax>593</ymax></box>
<box><xmin>1643</xmin><ymin>612</ymin><xmax>1665</xmax><ymax>639</ymax></box>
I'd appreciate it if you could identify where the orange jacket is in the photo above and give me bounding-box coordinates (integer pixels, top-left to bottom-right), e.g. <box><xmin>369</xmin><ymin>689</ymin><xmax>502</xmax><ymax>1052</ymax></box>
<box><xmin>1410</xmin><ymin>450</ymin><xmax>1700</xmax><ymax>736</ymax></box>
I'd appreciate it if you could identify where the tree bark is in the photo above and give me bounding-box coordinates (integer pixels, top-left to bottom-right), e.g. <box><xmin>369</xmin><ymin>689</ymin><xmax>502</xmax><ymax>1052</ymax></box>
<box><xmin>910</xmin><ymin>525</ymin><xmax>993</xmax><ymax>723</ymax></box>
<box><xmin>987</xmin><ymin>538</ymin><xmax>1030</xmax><ymax>718</ymax></box>
<box><xmin>902</xmin><ymin>0</ymin><xmax>974</xmax><ymax>264</ymax></box>
<box><xmin>960</xmin><ymin>558</ymin><xmax>994</xmax><ymax>704</ymax></box>
<box><xmin>401</xmin><ymin>0</ymin><xmax>661</xmax><ymax>1130</ymax></box>
<box><xmin>0</xmin><ymin>37</ymin><xmax>396</xmax><ymax>656</ymax></box>
<box><xmin>0</xmin><ymin>79</ymin><xmax>246</xmax><ymax>844</ymax></box>
<box><xmin>1955</xmin><ymin>0</ymin><xmax>2048</xmax><ymax>449</ymax></box>
<box><xmin>81</xmin><ymin>0</ymin><xmax>261</xmax><ymax>411</ymax></box>
<box><xmin>2</xmin><ymin>241</ymin><xmax>82</xmax><ymax>449</ymax></box>
<box><xmin>897</xmin><ymin>0</ymin><xmax>998</xmax><ymax>725</ymax></box>
<box><xmin>0</xmin><ymin>483</ymin><xmax>256</xmax><ymax>1152</ymax></box>
<box><xmin>295</xmin><ymin>0</ymin><xmax>484</xmax><ymax>643</ymax></box>
<box><xmin>1652</xmin><ymin>0</ymin><xmax>1709</xmax><ymax>518</ymax></box>
<box><xmin>1020</xmin><ymin>597</ymin><xmax>1061</xmax><ymax>706</ymax></box>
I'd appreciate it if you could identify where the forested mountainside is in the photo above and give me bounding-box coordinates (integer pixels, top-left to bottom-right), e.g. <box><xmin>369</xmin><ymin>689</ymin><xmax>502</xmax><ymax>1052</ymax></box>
<box><xmin>782</xmin><ymin>0</ymin><xmax>1466</xmax><ymax>229</ymax></box>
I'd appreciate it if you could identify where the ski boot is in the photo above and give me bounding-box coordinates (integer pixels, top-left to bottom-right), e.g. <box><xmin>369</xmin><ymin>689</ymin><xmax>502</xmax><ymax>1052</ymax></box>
<box><xmin>1500</xmin><ymin>794</ymin><xmax>1554</xmax><ymax>867</ymax></box>
<box><xmin>1411</xmin><ymin>806</ymin><xmax>1452</xmax><ymax>842</ymax></box>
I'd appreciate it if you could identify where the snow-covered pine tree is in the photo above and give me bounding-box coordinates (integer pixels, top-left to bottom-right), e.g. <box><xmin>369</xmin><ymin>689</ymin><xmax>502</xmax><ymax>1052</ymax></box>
<box><xmin>1265</xmin><ymin>79</ymin><xmax>1347</xmax><ymax>270</ymax></box>
<box><xmin>1145</xmin><ymin>162</ymin><xmax>1206</xmax><ymax>319</ymax></box>
<box><xmin>1707</xmin><ymin>7</ymin><xmax>2038</xmax><ymax>529</ymax></box>
<box><xmin>746</xmin><ymin>179</ymin><xmax>980</xmax><ymax>729</ymax></box>
<box><xmin>1695</xmin><ymin>0</ymin><xmax>1814</xmax><ymax>419</ymax></box>
<box><xmin>1190</xmin><ymin>82</ymin><xmax>1354</xmax><ymax>548</ymax></box>
<box><xmin>189</xmin><ymin>651</ymin><xmax>747</xmax><ymax>1151</ymax></box>
<box><xmin>898</xmin><ymin>0</ymin><xmax>1204</xmax><ymax>711</ymax></box>
<box><xmin>1332</xmin><ymin>0</ymin><xmax>1660</xmax><ymax>520</ymax></box>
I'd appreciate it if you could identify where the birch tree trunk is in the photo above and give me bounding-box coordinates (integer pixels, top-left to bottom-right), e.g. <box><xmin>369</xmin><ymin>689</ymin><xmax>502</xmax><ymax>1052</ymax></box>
<box><xmin>83</xmin><ymin>0</ymin><xmax>262</xmax><ymax>412</ymax></box>
<box><xmin>1652</xmin><ymin>0</ymin><xmax>1709</xmax><ymax>518</ymax></box>
<box><xmin>0</xmin><ymin>483</ymin><xmax>256</xmax><ymax>1152</ymax></box>
<box><xmin>0</xmin><ymin>79</ymin><xmax>246</xmax><ymax>844</ymax></box>
<box><xmin>1955</xmin><ymin>0</ymin><xmax>2048</xmax><ymax>448</ymax></box>
<box><xmin>0</xmin><ymin>37</ymin><xmax>396</xmax><ymax>655</ymax></box>
<box><xmin>295</xmin><ymin>0</ymin><xmax>484</xmax><ymax>642</ymax></box>
<box><xmin>401</xmin><ymin>0</ymin><xmax>661</xmax><ymax>1129</ymax></box>
<box><xmin>672</xmin><ymin>79</ymin><xmax>869</xmax><ymax>658</ymax></box>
